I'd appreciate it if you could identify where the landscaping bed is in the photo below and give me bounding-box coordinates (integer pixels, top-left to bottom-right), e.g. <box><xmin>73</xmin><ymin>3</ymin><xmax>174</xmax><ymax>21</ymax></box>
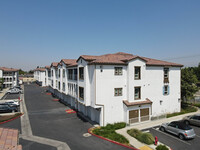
<box><xmin>127</xmin><ymin>128</ymin><xmax>154</xmax><ymax>145</ymax></box>
<box><xmin>0</xmin><ymin>112</ymin><xmax>23</xmax><ymax>123</ymax></box>
<box><xmin>91</xmin><ymin>122</ymin><xmax>129</xmax><ymax>145</ymax></box>
<box><xmin>166</xmin><ymin>102</ymin><xmax>197</xmax><ymax>118</ymax></box>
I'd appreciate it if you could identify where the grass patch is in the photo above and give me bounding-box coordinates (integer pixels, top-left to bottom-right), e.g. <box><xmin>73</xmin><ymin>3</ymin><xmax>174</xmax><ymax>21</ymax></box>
<box><xmin>92</xmin><ymin>122</ymin><xmax>129</xmax><ymax>144</ymax></box>
<box><xmin>0</xmin><ymin>112</ymin><xmax>23</xmax><ymax>123</ymax></box>
<box><xmin>127</xmin><ymin>128</ymin><xmax>154</xmax><ymax>145</ymax></box>
<box><xmin>166</xmin><ymin>103</ymin><xmax>197</xmax><ymax>118</ymax></box>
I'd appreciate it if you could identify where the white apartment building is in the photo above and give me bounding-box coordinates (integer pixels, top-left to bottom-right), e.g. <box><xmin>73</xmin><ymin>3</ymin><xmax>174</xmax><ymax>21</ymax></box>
<box><xmin>46</xmin><ymin>52</ymin><xmax>183</xmax><ymax>126</ymax></box>
<box><xmin>33</xmin><ymin>68</ymin><xmax>46</xmax><ymax>86</ymax></box>
<box><xmin>0</xmin><ymin>67</ymin><xmax>19</xmax><ymax>88</ymax></box>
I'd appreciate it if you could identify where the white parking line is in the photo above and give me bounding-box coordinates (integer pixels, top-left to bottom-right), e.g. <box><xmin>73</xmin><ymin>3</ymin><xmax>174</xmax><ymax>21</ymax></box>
<box><xmin>152</xmin><ymin>128</ymin><xmax>191</xmax><ymax>146</ymax></box>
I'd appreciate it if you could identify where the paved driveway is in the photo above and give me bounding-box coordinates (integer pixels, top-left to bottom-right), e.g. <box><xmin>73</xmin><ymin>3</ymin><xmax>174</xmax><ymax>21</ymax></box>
<box><xmin>24</xmin><ymin>84</ymin><xmax>130</xmax><ymax>150</ymax></box>
<box><xmin>145</xmin><ymin>124</ymin><xmax>200</xmax><ymax>150</ymax></box>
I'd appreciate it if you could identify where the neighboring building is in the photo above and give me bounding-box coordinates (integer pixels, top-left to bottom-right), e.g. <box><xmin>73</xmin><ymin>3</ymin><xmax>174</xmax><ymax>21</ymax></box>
<box><xmin>44</xmin><ymin>52</ymin><xmax>183</xmax><ymax>126</ymax></box>
<box><xmin>33</xmin><ymin>68</ymin><xmax>46</xmax><ymax>86</ymax></box>
<box><xmin>19</xmin><ymin>74</ymin><xmax>35</xmax><ymax>84</ymax></box>
<box><xmin>45</xmin><ymin>66</ymin><xmax>51</xmax><ymax>87</ymax></box>
<box><xmin>0</xmin><ymin>67</ymin><xmax>19</xmax><ymax>88</ymax></box>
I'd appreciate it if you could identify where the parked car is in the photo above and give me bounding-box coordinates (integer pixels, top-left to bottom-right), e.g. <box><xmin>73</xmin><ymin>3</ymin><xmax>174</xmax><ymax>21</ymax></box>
<box><xmin>5</xmin><ymin>100</ymin><xmax>20</xmax><ymax>106</ymax></box>
<box><xmin>13</xmin><ymin>85</ymin><xmax>22</xmax><ymax>90</ymax></box>
<box><xmin>183</xmin><ymin>114</ymin><xmax>200</xmax><ymax>126</ymax></box>
<box><xmin>6</xmin><ymin>88</ymin><xmax>22</xmax><ymax>94</ymax></box>
<box><xmin>160</xmin><ymin>121</ymin><xmax>196</xmax><ymax>140</ymax></box>
<box><xmin>0</xmin><ymin>104</ymin><xmax>18</xmax><ymax>113</ymax></box>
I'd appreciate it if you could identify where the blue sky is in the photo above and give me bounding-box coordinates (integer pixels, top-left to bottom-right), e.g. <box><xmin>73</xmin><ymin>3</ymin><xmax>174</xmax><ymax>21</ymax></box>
<box><xmin>0</xmin><ymin>0</ymin><xmax>200</xmax><ymax>71</ymax></box>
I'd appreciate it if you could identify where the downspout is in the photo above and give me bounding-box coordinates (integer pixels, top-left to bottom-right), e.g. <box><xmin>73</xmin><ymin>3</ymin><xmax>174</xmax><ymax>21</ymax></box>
<box><xmin>94</xmin><ymin>65</ymin><xmax>105</xmax><ymax>126</ymax></box>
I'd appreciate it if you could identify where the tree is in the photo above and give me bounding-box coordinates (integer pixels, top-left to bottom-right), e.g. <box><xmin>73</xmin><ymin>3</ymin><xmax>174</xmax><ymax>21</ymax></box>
<box><xmin>181</xmin><ymin>68</ymin><xmax>198</xmax><ymax>100</ymax></box>
<box><xmin>19</xmin><ymin>69</ymin><xmax>27</xmax><ymax>75</ymax></box>
<box><xmin>28</xmin><ymin>70</ymin><xmax>34</xmax><ymax>74</ymax></box>
<box><xmin>193</xmin><ymin>63</ymin><xmax>200</xmax><ymax>81</ymax></box>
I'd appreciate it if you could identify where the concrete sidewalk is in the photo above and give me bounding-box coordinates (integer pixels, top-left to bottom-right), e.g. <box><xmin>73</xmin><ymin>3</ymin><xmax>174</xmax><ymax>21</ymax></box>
<box><xmin>0</xmin><ymin>88</ymin><xmax>8</xmax><ymax>100</ymax></box>
<box><xmin>116</xmin><ymin>109</ymin><xmax>200</xmax><ymax>150</ymax></box>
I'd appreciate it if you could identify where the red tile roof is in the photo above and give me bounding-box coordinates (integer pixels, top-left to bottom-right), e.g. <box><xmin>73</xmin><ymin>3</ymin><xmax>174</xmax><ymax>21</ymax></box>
<box><xmin>123</xmin><ymin>98</ymin><xmax>153</xmax><ymax>107</ymax></box>
<box><xmin>34</xmin><ymin>68</ymin><xmax>46</xmax><ymax>72</ymax></box>
<box><xmin>0</xmin><ymin>67</ymin><xmax>19</xmax><ymax>72</ymax></box>
<box><xmin>51</xmin><ymin>62</ymin><xmax>59</xmax><ymax>67</ymax></box>
<box><xmin>61</xmin><ymin>59</ymin><xmax>77</xmax><ymax>67</ymax></box>
<box><xmin>78</xmin><ymin>52</ymin><xmax>183</xmax><ymax>67</ymax></box>
<box><xmin>45</xmin><ymin>66</ymin><xmax>50</xmax><ymax>69</ymax></box>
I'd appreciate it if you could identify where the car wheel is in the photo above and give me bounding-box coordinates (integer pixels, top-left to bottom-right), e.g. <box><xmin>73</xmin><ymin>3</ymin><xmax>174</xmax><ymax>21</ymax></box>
<box><xmin>179</xmin><ymin>134</ymin><xmax>185</xmax><ymax>140</ymax></box>
<box><xmin>160</xmin><ymin>127</ymin><xmax>165</xmax><ymax>132</ymax></box>
<box><xmin>184</xmin><ymin>120</ymin><xmax>190</xmax><ymax>125</ymax></box>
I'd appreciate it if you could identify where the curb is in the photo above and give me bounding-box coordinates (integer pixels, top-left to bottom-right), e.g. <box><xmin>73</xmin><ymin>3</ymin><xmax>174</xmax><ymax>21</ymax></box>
<box><xmin>0</xmin><ymin>113</ymin><xmax>24</xmax><ymax>124</ymax></box>
<box><xmin>88</xmin><ymin>127</ymin><xmax>139</xmax><ymax>150</ymax></box>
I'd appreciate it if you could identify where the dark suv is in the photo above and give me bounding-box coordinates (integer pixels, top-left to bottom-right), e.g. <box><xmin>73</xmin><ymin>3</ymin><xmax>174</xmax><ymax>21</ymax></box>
<box><xmin>0</xmin><ymin>104</ymin><xmax>18</xmax><ymax>113</ymax></box>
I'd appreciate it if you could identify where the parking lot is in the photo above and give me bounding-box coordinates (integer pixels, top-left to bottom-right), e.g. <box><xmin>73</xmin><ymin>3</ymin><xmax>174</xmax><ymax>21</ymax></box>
<box><xmin>143</xmin><ymin>123</ymin><xmax>200</xmax><ymax>150</ymax></box>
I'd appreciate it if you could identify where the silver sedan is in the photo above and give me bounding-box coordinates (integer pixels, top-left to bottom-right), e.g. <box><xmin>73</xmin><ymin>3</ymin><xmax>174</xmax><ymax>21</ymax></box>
<box><xmin>160</xmin><ymin>121</ymin><xmax>196</xmax><ymax>140</ymax></box>
<box><xmin>183</xmin><ymin>114</ymin><xmax>200</xmax><ymax>126</ymax></box>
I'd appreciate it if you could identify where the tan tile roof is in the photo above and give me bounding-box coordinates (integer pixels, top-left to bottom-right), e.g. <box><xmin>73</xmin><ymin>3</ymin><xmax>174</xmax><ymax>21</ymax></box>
<box><xmin>123</xmin><ymin>98</ymin><xmax>152</xmax><ymax>107</ymax></box>
<box><xmin>79</xmin><ymin>52</ymin><xmax>183</xmax><ymax>67</ymax></box>
<box><xmin>61</xmin><ymin>59</ymin><xmax>77</xmax><ymax>67</ymax></box>
<box><xmin>0</xmin><ymin>67</ymin><xmax>19</xmax><ymax>72</ymax></box>
<box><xmin>0</xmin><ymin>128</ymin><xmax>22</xmax><ymax>150</ymax></box>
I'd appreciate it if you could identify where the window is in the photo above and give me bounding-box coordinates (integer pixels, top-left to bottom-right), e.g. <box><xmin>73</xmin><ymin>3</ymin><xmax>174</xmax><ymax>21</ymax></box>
<box><xmin>163</xmin><ymin>85</ymin><xmax>169</xmax><ymax>95</ymax></box>
<box><xmin>51</xmin><ymin>80</ymin><xmax>53</xmax><ymax>87</ymax></box>
<box><xmin>79</xmin><ymin>67</ymin><xmax>84</xmax><ymax>80</ymax></box>
<box><xmin>79</xmin><ymin>87</ymin><xmax>84</xmax><ymax>100</ymax></box>
<box><xmin>52</xmin><ymin>70</ymin><xmax>53</xmax><ymax>77</ymax></box>
<box><xmin>58</xmin><ymin>69</ymin><xmax>61</xmax><ymax>77</ymax></box>
<box><xmin>63</xmin><ymin>69</ymin><xmax>65</xmax><ymax>78</ymax></box>
<box><xmin>191</xmin><ymin>115</ymin><xmax>199</xmax><ymax>120</ymax></box>
<box><xmin>134</xmin><ymin>67</ymin><xmax>141</xmax><ymax>80</ymax></box>
<box><xmin>114</xmin><ymin>67</ymin><xmax>123</xmax><ymax>75</ymax></box>
<box><xmin>74</xmin><ymin>69</ymin><xmax>77</xmax><ymax>80</ymax></box>
<box><xmin>114</xmin><ymin>88</ymin><xmax>122</xmax><ymax>96</ymax></box>
<box><xmin>164</xmin><ymin>68</ymin><xmax>169</xmax><ymax>83</ymax></box>
<box><xmin>134</xmin><ymin>87</ymin><xmax>141</xmax><ymax>100</ymax></box>
<box><xmin>48</xmin><ymin>71</ymin><xmax>51</xmax><ymax>77</ymax></box>
<box><xmin>58</xmin><ymin>82</ymin><xmax>60</xmax><ymax>90</ymax></box>
<box><xmin>68</xmin><ymin>69</ymin><xmax>73</xmax><ymax>80</ymax></box>
<box><xmin>63</xmin><ymin>82</ymin><xmax>65</xmax><ymax>91</ymax></box>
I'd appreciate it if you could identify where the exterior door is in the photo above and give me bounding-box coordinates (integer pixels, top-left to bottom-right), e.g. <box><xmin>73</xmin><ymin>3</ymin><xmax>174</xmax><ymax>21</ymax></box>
<box><xmin>140</xmin><ymin>108</ymin><xmax>149</xmax><ymax>122</ymax></box>
<box><xmin>129</xmin><ymin>110</ymin><xmax>139</xmax><ymax>124</ymax></box>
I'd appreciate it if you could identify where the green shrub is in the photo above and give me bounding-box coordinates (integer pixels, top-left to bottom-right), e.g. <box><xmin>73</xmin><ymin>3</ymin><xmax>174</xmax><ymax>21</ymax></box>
<box><xmin>193</xmin><ymin>103</ymin><xmax>200</xmax><ymax>108</ymax></box>
<box><xmin>127</xmin><ymin>128</ymin><xmax>142</xmax><ymax>138</ymax></box>
<box><xmin>156</xmin><ymin>144</ymin><xmax>169</xmax><ymax>150</ymax></box>
<box><xmin>137</xmin><ymin>132</ymin><xmax>154</xmax><ymax>145</ymax></box>
<box><xmin>113</xmin><ymin>122</ymin><xmax>126</xmax><ymax>130</ymax></box>
<box><xmin>92</xmin><ymin>122</ymin><xmax>129</xmax><ymax>144</ymax></box>
<box><xmin>127</xmin><ymin>128</ymin><xmax>154</xmax><ymax>145</ymax></box>
<box><xmin>167</xmin><ymin>105</ymin><xmax>197</xmax><ymax>118</ymax></box>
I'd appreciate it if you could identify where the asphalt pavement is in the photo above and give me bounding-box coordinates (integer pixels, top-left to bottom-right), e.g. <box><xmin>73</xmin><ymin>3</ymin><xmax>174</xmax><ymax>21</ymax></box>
<box><xmin>24</xmin><ymin>83</ymin><xmax>130</xmax><ymax>150</ymax></box>
<box><xmin>144</xmin><ymin>124</ymin><xmax>200</xmax><ymax>150</ymax></box>
<box><xmin>0</xmin><ymin>90</ymin><xmax>56</xmax><ymax>150</ymax></box>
